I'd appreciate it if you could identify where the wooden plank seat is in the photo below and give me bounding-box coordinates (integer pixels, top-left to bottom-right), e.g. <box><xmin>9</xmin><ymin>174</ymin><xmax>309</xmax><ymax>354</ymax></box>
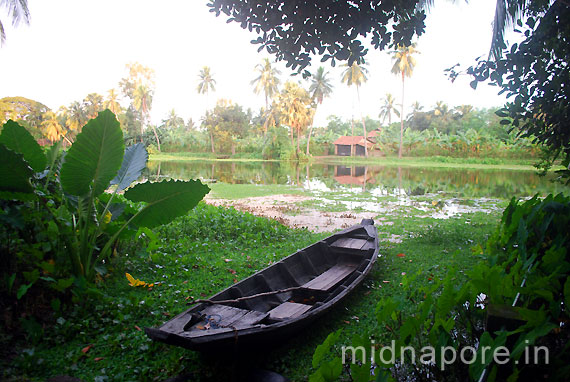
<box><xmin>331</xmin><ymin>237</ymin><xmax>369</xmax><ymax>250</ymax></box>
<box><xmin>190</xmin><ymin>305</ymin><xmax>268</xmax><ymax>334</ymax></box>
<box><xmin>303</xmin><ymin>264</ymin><xmax>356</xmax><ymax>291</ymax></box>
<box><xmin>268</xmin><ymin>302</ymin><xmax>312</xmax><ymax>320</ymax></box>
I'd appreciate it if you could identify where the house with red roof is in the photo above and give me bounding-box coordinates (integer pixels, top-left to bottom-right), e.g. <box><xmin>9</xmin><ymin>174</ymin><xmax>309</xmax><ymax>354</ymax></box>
<box><xmin>333</xmin><ymin>136</ymin><xmax>374</xmax><ymax>156</ymax></box>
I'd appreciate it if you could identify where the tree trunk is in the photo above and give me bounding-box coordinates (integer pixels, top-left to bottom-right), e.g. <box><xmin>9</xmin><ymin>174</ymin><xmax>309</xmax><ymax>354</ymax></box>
<box><xmin>209</xmin><ymin>129</ymin><xmax>216</xmax><ymax>154</ymax></box>
<box><xmin>306</xmin><ymin>123</ymin><xmax>314</xmax><ymax>157</ymax></box>
<box><xmin>350</xmin><ymin>118</ymin><xmax>355</xmax><ymax>156</ymax></box>
<box><xmin>296</xmin><ymin>127</ymin><xmax>301</xmax><ymax>158</ymax></box>
<box><xmin>399</xmin><ymin>72</ymin><xmax>405</xmax><ymax>159</ymax></box>
<box><xmin>357</xmin><ymin>86</ymin><xmax>367</xmax><ymax>157</ymax></box>
<box><xmin>231</xmin><ymin>139</ymin><xmax>236</xmax><ymax>155</ymax></box>
<box><xmin>151</xmin><ymin>125</ymin><xmax>161</xmax><ymax>152</ymax></box>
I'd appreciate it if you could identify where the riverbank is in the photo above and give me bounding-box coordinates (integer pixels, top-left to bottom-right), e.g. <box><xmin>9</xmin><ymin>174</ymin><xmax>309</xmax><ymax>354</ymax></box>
<box><xmin>149</xmin><ymin>152</ymin><xmax>547</xmax><ymax>171</ymax></box>
<box><xmin>3</xmin><ymin>195</ymin><xmax>504</xmax><ymax>381</ymax></box>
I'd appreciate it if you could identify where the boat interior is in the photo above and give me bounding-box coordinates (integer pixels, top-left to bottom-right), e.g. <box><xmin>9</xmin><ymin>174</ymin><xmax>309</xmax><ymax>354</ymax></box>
<box><xmin>177</xmin><ymin>226</ymin><xmax>378</xmax><ymax>336</ymax></box>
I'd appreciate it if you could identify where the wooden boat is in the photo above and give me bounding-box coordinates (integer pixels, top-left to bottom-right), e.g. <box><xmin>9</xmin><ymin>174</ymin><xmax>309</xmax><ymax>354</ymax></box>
<box><xmin>145</xmin><ymin>219</ymin><xmax>379</xmax><ymax>351</ymax></box>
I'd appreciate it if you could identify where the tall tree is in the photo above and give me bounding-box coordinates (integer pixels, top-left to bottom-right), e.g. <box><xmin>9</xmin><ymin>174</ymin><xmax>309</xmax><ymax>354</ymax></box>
<box><xmin>251</xmin><ymin>58</ymin><xmax>281</xmax><ymax>136</ymax></box>
<box><xmin>197</xmin><ymin>66</ymin><xmax>217</xmax><ymax>153</ymax></box>
<box><xmin>306</xmin><ymin>66</ymin><xmax>333</xmax><ymax>156</ymax></box>
<box><xmin>119</xmin><ymin>63</ymin><xmax>158</xmax><ymax>149</ymax></box>
<box><xmin>341</xmin><ymin>62</ymin><xmax>369</xmax><ymax>156</ymax></box>
<box><xmin>40</xmin><ymin>110</ymin><xmax>64</xmax><ymax>142</ymax></box>
<box><xmin>0</xmin><ymin>0</ymin><xmax>30</xmax><ymax>45</ymax></box>
<box><xmin>133</xmin><ymin>84</ymin><xmax>160</xmax><ymax>151</ymax></box>
<box><xmin>391</xmin><ymin>44</ymin><xmax>418</xmax><ymax>159</ymax></box>
<box><xmin>276</xmin><ymin>81</ymin><xmax>313</xmax><ymax>158</ymax></box>
<box><xmin>83</xmin><ymin>93</ymin><xmax>104</xmax><ymax>119</ymax></box>
<box><xmin>378</xmin><ymin>93</ymin><xmax>400</xmax><ymax>127</ymax></box>
<box><xmin>104</xmin><ymin>89</ymin><xmax>122</xmax><ymax>116</ymax></box>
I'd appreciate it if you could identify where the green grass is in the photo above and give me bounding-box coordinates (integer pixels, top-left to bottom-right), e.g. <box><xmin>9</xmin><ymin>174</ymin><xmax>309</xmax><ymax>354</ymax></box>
<box><xmin>3</xmin><ymin>200</ymin><xmax>503</xmax><ymax>381</ymax></box>
<box><xmin>317</xmin><ymin>155</ymin><xmax>546</xmax><ymax>171</ymax></box>
<box><xmin>208</xmin><ymin>182</ymin><xmax>305</xmax><ymax>199</ymax></box>
<box><xmin>150</xmin><ymin>152</ymin><xmax>277</xmax><ymax>163</ymax></box>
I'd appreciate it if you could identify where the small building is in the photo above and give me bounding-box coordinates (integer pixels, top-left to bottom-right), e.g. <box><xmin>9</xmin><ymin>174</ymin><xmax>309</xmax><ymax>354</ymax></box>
<box><xmin>367</xmin><ymin>128</ymin><xmax>382</xmax><ymax>143</ymax></box>
<box><xmin>333</xmin><ymin>136</ymin><xmax>374</xmax><ymax>156</ymax></box>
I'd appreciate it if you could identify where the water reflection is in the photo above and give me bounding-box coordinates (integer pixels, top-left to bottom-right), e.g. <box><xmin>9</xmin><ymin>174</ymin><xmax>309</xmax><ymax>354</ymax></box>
<box><xmin>146</xmin><ymin>160</ymin><xmax>570</xmax><ymax>199</ymax></box>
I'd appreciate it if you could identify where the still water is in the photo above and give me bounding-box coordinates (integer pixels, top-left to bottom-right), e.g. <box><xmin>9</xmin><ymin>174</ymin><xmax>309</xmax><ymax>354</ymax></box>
<box><xmin>146</xmin><ymin>160</ymin><xmax>570</xmax><ymax>199</ymax></box>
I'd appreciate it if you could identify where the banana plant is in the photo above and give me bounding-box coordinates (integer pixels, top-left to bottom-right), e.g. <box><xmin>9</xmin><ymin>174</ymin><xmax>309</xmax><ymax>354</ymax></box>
<box><xmin>0</xmin><ymin>110</ymin><xmax>210</xmax><ymax>281</ymax></box>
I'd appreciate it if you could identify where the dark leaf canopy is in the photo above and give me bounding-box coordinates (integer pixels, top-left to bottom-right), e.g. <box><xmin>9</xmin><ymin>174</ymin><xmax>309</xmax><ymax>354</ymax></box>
<box><xmin>208</xmin><ymin>0</ymin><xmax>426</xmax><ymax>73</ymax></box>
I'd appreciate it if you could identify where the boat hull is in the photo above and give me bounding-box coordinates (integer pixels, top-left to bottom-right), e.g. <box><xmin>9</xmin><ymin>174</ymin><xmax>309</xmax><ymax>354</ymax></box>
<box><xmin>145</xmin><ymin>219</ymin><xmax>379</xmax><ymax>351</ymax></box>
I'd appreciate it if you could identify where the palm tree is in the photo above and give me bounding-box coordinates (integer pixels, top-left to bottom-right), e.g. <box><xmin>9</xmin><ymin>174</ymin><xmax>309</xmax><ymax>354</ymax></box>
<box><xmin>341</xmin><ymin>61</ymin><xmax>369</xmax><ymax>156</ymax></box>
<box><xmin>197</xmin><ymin>66</ymin><xmax>216</xmax><ymax>95</ymax></box>
<box><xmin>251</xmin><ymin>58</ymin><xmax>281</xmax><ymax>136</ymax></box>
<box><xmin>277</xmin><ymin>81</ymin><xmax>313</xmax><ymax>158</ymax></box>
<box><xmin>134</xmin><ymin>84</ymin><xmax>160</xmax><ymax>151</ymax></box>
<box><xmin>104</xmin><ymin>89</ymin><xmax>122</xmax><ymax>116</ymax></box>
<box><xmin>378</xmin><ymin>93</ymin><xmax>400</xmax><ymax>127</ymax></box>
<box><xmin>41</xmin><ymin>111</ymin><xmax>64</xmax><ymax>142</ymax></box>
<box><xmin>391</xmin><ymin>44</ymin><xmax>418</xmax><ymax>159</ymax></box>
<box><xmin>306</xmin><ymin>66</ymin><xmax>333</xmax><ymax>156</ymax></box>
<box><xmin>0</xmin><ymin>0</ymin><xmax>30</xmax><ymax>45</ymax></box>
<box><xmin>197</xmin><ymin>66</ymin><xmax>216</xmax><ymax>153</ymax></box>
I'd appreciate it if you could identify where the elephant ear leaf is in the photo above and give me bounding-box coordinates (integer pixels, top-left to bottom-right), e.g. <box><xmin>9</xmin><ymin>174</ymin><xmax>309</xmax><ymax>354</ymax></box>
<box><xmin>110</xmin><ymin>143</ymin><xmax>148</xmax><ymax>191</ymax></box>
<box><xmin>60</xmin><ymin>110</ymin><xmax>124</xmax><ymax>196</ymax></box>
<box><xmin>124</xmin><ymin>179</ymin><xmax>210</xmax><ymax>228</ymax></box>
<box><xmin>0</xmin><ymin>144</ymin><xmax>35</xmax><ymax>200</ymax></box>
<box><xmin>0</xmin><ymin>120</ymin><xmax>47</xmax><ymax>172</ymax></box>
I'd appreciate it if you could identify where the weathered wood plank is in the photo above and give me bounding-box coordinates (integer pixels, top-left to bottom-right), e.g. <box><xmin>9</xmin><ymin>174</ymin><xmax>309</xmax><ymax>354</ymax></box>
<box><xmin>331</xmin><ymin>237</ymin><xmax>368</xmax><ymax>250</ymax></box>
<box><xmin>230</xmin><ymin>310</ymin><xmax>268</xmax><ymax>328</ymax></box>
<box><xmin>268</xmin><ymin>302</ymin><xmax>312</xmax><ymax>320</ymax></box>
<box><xmin>303</xmin><ymin>264</ymin><xmax>355</xmax><ymax>291</ymax></box>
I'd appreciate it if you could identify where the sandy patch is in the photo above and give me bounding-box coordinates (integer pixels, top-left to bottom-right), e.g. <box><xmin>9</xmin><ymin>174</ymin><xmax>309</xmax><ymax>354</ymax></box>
<box><xmin>204</xmin><ymin>194</ymin><xmax>384</xmax><ymax>233</ymax></box>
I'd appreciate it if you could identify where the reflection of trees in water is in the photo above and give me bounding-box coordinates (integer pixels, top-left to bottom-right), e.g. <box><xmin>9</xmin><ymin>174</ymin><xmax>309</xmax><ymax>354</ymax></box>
<box><xmin>145</xmin><ymin>161</ymin><xmax>570</xmax><ymax>198</ymax></box>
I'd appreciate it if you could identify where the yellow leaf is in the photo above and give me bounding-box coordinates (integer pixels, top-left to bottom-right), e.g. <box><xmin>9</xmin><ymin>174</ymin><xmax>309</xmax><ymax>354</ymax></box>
<box><xmin>126</xmin><ymin>272</ymin><xmax>136</xmax><ymax>285</ymax></box>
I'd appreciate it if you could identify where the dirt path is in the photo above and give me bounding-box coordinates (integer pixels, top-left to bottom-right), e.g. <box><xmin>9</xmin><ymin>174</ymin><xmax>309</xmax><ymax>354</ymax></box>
<box><xmin>205</xmin><ymin>194</ymin><xmax>379</xmax><ymax>233</ymax></box>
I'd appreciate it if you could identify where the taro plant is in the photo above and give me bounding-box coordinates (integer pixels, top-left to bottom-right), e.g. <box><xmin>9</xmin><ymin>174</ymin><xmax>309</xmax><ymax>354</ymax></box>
<box><xmin>0</xmin><ymin>110</ymin><xmax>210</xmax><ymax>283</ymax></box>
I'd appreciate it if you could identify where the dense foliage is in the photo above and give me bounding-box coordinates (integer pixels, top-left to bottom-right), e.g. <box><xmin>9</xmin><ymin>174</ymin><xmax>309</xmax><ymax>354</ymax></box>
<box><xmin>0</xmin><ymin>111</ymin><xmax>209</xmax><ymax>354</ymax></box>
<box><xmin>207</xmin><ymin>0</ymin><xmax>425</xmax><ymax>73</ymax></box>
<box><xmin>452</xmin><ymin>1</ymin><xmax>570</xmax><ymax>182</ymax></box>
<box><xmin>312</xmin><ymin>193</ymin><xmax>570</xmax><ymax>381</ymax></box>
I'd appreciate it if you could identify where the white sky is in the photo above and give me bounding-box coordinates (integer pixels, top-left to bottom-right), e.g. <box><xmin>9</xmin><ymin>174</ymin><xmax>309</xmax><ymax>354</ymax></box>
<box><xmin>0</xmin><ymin>0</ymin><xmax>513</xmax><ymax>127</ymax></box>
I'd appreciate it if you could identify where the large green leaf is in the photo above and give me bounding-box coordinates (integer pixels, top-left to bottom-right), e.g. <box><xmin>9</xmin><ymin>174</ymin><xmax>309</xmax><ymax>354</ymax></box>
<box><xmin>0</xmin><ymin>120</ymin><xmax>47</xmax><ymax>172</ymax></box>
<box><xmin>124</xmin><ymin>179</ymin><xmax>210</xmax><ymax>228</ymax></box>
<box><xmin>0</xmin><ymin>144</ymin><xmax>35</xmax><ymax>199</ymax></box>
<box><xmin>60</xmin><ymin>110</ymin><xmax>124</xmax><ymax>196</ymax></box>
<box><xmin>110</xmin><ymin>143</ymin><xmax>148</xmax><ymax>191</ymax></box>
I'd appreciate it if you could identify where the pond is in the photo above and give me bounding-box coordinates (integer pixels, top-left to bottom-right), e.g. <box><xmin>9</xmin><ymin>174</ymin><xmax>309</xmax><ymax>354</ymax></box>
<box><xmin>146</xmin><ymin>160</ymin><xmax>570</xmax><ymax>199</ymax></box>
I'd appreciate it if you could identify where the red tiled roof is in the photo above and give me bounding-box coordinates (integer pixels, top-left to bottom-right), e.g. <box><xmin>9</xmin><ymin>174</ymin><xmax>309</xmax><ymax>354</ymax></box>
<box><xmin>333</xmin><ymin>136</ymin><xmax>373</xmax><ymax>147</ymax></box>
<box><xmin>367</xmin><ymin>129</ymin><xmax>382</xmax><ymax>137</ymax></box>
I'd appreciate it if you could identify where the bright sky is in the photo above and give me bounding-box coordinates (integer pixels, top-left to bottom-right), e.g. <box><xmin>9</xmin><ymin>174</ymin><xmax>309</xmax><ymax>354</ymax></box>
<box><xmin>0</xmin><ymin>0</ymin><xmax>513</xmax><ymax>127</ymax></box>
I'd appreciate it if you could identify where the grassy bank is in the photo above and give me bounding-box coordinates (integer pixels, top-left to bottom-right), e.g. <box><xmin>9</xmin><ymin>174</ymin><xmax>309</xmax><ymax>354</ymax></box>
<box><xmin>150</xmin><ymin>152</ymin><xmax>550</xmax><ymax>172</ymax></box>
<box><xmin>3</xmin><ymin>199</ymin><xmax>503</xmax><ymax>381</ymax></box>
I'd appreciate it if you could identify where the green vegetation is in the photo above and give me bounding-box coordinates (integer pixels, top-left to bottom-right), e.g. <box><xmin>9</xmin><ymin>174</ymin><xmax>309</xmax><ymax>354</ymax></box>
<box><xmin>2</xmin><ymin>198</ymin><xmax>501</xmax><ymax>381</ymax></box>
<box><xmin>311</xmin><ymin>194</ymin><xmax>570</xmax><ymax>382</ymax></box>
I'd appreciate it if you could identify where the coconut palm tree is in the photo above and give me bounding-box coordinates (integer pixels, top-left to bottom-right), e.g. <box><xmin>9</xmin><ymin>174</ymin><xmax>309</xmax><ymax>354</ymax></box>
<box><xmin>197</xmin><ymin>66</ymin><xmax>216</xmax><ymax>95</ymax></box>
<box><xmin>41</xmin><ymin>111</ymin><xmax>64</xmax><ymax>142</ymax></box>
<box><xmin>251</xmin><ymin>58</ymin><xmax>281</xmax><ymax>135</ymax></box>
<box><xmin>306</xmin><ymin>66</ymin><xmax>333</xmax><ymax>156</ymax></box>
<box><xmin>134</xmin><ymin>84</ymin><xmax>160</xmax><ymax>151</ymax></box>
<box><xmin>391</xmin><ymin>44</ymin><xmax>418</xmax><ymax>159</ymax></box>
<box><xmin>341</xmin><ymin>61</ymin><xmax>369</xmax><ymax>156</ymax></box>
<box><xmin>378</xmin><ymin>93</ymin><xmax>400</xmax><ymax>127</ymax></box>
<box><xmin>197</xmin><ymin>66</ymin><xmax>216</xmax><ymax>153</ymax></box>
<box><xmin>104</xmin><ymin>89</ymin><xmax>122</xmax><ymax>116</ymax></box>
<box><xmin>277</xmin><ymin>81</ymin><xmax>313</xmax><ymax>158</ymax></box>
<box><xmin>0</xmin><ymin>0</ymin><xmax>29</xmax><ymax>45</ymax></box>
